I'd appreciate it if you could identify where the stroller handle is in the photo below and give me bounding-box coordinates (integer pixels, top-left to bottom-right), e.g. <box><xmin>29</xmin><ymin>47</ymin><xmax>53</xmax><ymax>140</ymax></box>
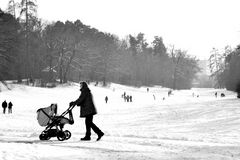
<box><xmin>68</xmin><ymin>104</ymin><xmax>76</xmax><ymax>110</ymax></box>
<box><xmin>61</xmin><ymin>104</ymin><xmax>75</xmax><ymax>117</ymax></box>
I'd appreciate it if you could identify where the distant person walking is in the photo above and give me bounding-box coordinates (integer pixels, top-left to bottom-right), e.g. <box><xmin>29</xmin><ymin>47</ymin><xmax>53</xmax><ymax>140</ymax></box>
<box><xmin>129</xmin><ymin>95</ymin><xmax>132</xmax><ymax>102</ymax></box>
<box><xmin>236</xmin><ymin>82</ymin><xmax>240</xmax><ymax>98</ymax></box>
<box><xmin>2</xmin><ymin>100</ymin><xmax>7</xmax><ymax>114</ymax></box>
<box><xmin>168</xmin><ymin>90</ymin><xmax>172</xmax><ymax>97</ymax></box>
<box><xmin>69</xmin><ymin>81</ymin><xmax>104</xmax><ymax>141</ymax></box>
<box><xmin>105</xmin><ymin>96</ymin><xmax>108</xmax><ymax>104</ymax></box>
<box><xmin>126</xmin><ymin>95</ymin><xmax>129</xmax><ymax>102</ymax></box>
<box><xmin>215</xmin><ymin>92</ymin><xmax>217</xmax><ymax>98</ymax></box>
<box><xmin>8</xmin><ymin>101</ymin><xmax>13</xmax><ymax>114</ymax></box>
<box><xmin>221</xmin><ymin>93</ymin><xmax>225</xmax><ymax>97</ymax></box>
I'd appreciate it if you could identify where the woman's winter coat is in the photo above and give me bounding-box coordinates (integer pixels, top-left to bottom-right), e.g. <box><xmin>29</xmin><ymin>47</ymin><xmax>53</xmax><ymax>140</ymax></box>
<box><xmin>74</xmin><ymin>87</ymin><xmax>97</xmax><ymax>117</ymax></box>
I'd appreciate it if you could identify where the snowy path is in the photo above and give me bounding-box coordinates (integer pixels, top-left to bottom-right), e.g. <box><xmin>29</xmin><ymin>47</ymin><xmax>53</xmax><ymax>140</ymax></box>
<box><xmin>0</xmin><ymin>83</ymin><xmax>240</xmax><ymax>159</ymax></box>
<box><xmin>1</xmin><ymin>134</ymin><xmax>240</xmax><ymax>160</ymax></box>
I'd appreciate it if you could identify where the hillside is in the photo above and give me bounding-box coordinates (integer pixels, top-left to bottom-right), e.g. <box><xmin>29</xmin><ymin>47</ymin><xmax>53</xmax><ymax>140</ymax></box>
<box><xmin>0</xmin><ymin>82</ymin><xmax>240</xmax><ymax>160</ymax></box>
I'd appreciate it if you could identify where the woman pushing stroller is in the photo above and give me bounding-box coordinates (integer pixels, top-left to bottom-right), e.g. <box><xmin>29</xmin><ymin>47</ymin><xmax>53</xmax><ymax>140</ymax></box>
<box><xmin>37</xmin><ymin>81</ymin><xmax>104</xmax><ymax>141</ymax></box>
<box><xmin>70</xmin><ymin>81</ymin><xmax>104</xmax><ymax>141</ymax></box>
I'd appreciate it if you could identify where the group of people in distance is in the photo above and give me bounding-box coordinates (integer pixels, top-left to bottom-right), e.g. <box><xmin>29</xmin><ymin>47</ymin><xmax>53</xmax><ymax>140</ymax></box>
<box><xmin>2</xmin><ymin>100</ymin><xmax>13</xmax><ymax>114</ymax></box>
<box><xmin>122</xmin><ymin>92</ymin><xmax>132</xmax><ymax>102</ymax></box>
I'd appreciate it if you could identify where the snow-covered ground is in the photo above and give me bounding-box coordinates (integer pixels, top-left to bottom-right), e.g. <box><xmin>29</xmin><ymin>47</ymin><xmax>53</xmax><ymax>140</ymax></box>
<box><xmin>0</xmin><ymin>82</ymin><xmax>240</xmax><ymax>160</ymax></box>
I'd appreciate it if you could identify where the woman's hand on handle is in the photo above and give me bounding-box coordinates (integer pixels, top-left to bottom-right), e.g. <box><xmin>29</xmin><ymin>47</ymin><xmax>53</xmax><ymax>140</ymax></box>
<box><xmin>69</xmin><ymin>101</ymin><xmax>75</xmax><ymax>107</ymax></box>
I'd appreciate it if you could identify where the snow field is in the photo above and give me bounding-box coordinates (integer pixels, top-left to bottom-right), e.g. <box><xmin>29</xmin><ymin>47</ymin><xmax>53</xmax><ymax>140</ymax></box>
<box><xmin>0</xmin><ymin>82</ymin><xmax>240</xmax><ymax>159</ymax></box>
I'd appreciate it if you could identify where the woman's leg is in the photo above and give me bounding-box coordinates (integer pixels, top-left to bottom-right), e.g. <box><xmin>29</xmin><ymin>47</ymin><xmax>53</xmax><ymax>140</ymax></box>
<box><xmin>84</xmin><ymin>115</ymin><xmax>104</xmax><ymax>141</ymax></box>
<box><xmin>85</xmin><ymin>115</ymin><xmax>92</xmax><ymax>138</ymax></box>
<box><xmin>90</xmin><ymin>116</ymin><xmax>103</xmax><ymax>136</ymax></box>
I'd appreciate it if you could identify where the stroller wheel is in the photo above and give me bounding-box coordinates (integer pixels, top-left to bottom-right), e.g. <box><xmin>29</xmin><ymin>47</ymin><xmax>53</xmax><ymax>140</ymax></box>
<box><xmin>57</xmin><ymin>131</ymin><xmax>66</xmax><ymax>141</ymax></box>
<box><xmin>39</xmin><ymin>133</ymin><xmax>50</xmax><ymax>140</ymax></box>
<box><xmin>64</xmin><ymin>130</ymin><xmax>71</xmax><ymax>140</ymax></box>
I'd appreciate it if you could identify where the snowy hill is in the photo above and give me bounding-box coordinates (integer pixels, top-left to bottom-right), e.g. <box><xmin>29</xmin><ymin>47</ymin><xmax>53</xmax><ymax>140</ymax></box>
<box><xmin>0</xmin><ymin>82</ymin><xmax>240</xmax><ymax>160</ymax></box>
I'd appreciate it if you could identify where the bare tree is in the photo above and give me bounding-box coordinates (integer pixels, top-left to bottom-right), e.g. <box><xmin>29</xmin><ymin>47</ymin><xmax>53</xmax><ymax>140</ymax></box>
<box><xmin>19</xmin><ymin>0</ymin><xmax>37</xmax><ymax>82</ymax></box>
<box><xmin>208</xmin><ymin>48</ymin><xmax>225</xmax><ymax>88</ymax></box>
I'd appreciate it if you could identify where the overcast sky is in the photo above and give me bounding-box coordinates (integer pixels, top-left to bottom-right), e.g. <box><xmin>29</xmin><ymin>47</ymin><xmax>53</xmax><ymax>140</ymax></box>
<box><xmin>1</xmin><ymin>0</ymin><xmax>240</xmax><ymax>60</ymax></box>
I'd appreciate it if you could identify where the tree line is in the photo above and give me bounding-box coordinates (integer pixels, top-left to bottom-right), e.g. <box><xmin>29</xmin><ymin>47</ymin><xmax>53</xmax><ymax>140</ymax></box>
<box><xmin>0</xmin><ymin>0</ymin><xmax>200</xmax><ymax>89</ymax></box>
<box><xmin>209</xmin><ymin>46</ymin><xmax>240</xmax><ymax>92</ymax></box>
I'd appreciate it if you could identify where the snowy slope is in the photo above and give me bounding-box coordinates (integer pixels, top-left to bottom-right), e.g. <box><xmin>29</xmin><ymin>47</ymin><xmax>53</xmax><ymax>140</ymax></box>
<box><xmin>0</xmin><ymin>82</ymin><xmax>240</xmax><ymax>160</ymax></box>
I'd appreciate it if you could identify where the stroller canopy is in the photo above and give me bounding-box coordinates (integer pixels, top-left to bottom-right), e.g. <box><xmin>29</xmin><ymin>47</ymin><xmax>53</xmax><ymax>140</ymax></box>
<box><xmin>37</xmin><ymin>104</ymin><xmax>57</xmax><ymax>126</ymax></box>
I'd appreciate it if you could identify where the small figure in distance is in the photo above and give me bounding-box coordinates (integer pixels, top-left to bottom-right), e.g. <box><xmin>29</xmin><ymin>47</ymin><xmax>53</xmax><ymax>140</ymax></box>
<box><xmin>129</xmin><ymin>95</ymin><xmax>132</xmax><ymax>102</ymax></box>
<box><xmin>8</xmin><ymin>101</ymin><xmax>13</xmax><ymax>114</ymax></box>
<box><xmin>126</xmin><ymin>95</ymin><xmax>129</xmax><ymax>102</ymax></box>
<box><xmin>105</xmin><ymin>96</ymin><xmax>108</xmax><ymax>104</ymax></box>
<box><xmin>221</xmin><ymin>93</ymin><xmax>225</xmax><ymax>97</ymax></box>
<box><xmin>168</xmin><ymin>90</ymin><xmax>172</xmax><ymax>97</ymax></box>
<box><xmin>2</xmin><ymin>100</ymin><xmax>7</xmax><ymax>114</ymax></box>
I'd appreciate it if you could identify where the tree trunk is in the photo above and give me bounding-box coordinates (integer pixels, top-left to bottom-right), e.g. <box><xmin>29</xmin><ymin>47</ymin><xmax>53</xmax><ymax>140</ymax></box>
<box><xmin>58</xmin><ymin>50</ymin><xmax>64</xmax><ymax>84</ymax></box>
<box><xmin>173</xmin><ymin>67</ymin><xmax>177</xmax><ymax>90</ymax></box>
<box><xmin>63</xmin><ymin>51</ymin><xmax>75</xmax><ymax>83</ymax></box>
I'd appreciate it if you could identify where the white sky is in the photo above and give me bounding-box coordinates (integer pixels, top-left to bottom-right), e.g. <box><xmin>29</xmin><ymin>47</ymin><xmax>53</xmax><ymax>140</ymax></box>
<box><xmin>1</xmin><ymin>0</ymin><xmax>240</xmax><ymax>59</ymax></box>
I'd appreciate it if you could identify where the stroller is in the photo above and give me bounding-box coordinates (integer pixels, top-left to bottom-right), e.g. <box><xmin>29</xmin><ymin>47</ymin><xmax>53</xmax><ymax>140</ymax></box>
<box><xmin>37</xmin><ymin>103</ymin><xmax>74</xmax><ymax>141</ymax></box>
